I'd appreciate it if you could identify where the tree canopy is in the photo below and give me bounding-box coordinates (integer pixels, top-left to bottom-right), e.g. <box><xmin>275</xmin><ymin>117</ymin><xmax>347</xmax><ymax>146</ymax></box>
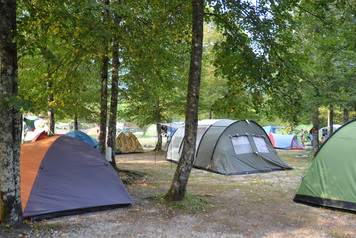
<box><xmin>1</xmin><ymin>0</ymin><xmax>355</xmax><ymax>223</ymax></box>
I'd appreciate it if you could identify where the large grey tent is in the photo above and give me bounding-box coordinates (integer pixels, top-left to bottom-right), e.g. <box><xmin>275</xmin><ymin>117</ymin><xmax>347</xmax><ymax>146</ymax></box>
<box><xmin>19</xmin><ymin>135</ymin><xmax>133</xmax><ymax>221</ymax></box>
<box><xmin>166</xmin><ymin>119</ymin><xmax>292</xmax><ymax>175</ymax></box>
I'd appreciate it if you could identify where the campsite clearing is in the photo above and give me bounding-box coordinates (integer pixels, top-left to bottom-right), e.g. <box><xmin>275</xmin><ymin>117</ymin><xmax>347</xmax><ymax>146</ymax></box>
<box><xmin>1</xmin><ymin>148</ymin><xmax>355</xmax><ymax>237</ymax></box>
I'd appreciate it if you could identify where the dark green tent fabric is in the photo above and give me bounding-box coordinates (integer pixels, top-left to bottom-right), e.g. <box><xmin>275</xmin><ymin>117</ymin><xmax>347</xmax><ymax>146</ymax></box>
<box><xmin>294</xmin><ymin>120</ymin><xmax>356</xmax><ymax>212</ymax></box>
<box><xmin>166</xmin><ymin>119</ymin><xmax>292</xmax><ymax>175</ymax></box>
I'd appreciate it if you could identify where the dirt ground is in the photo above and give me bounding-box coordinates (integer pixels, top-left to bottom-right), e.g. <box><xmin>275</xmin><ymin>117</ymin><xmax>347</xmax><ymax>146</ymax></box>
<box><xmin>1</xmin><ymin>149</ymin><xmax>355</xmax><ymax>237</ymax></box>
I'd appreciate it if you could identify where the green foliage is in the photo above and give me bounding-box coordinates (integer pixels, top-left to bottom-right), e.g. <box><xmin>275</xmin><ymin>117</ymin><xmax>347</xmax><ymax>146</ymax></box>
<box><xmin>207</xmin><ymin>0</ymin><xmax>304</xmax><ymax>122</ymax></box>
<box><xmin>17</xmin><ymin>0</ymin><xmax>106</xmax><ymax>122</ymax></box>
<box><xmin>199</xmin><ymin>23</ymin><xmax>228</xmax><ymax>119</ymax></box>
<box><xmin>292</xmin><ymin>0</ymin><xmax>356</xmax><ymax>117</ymax></box>
<box><xmin>117</xmin><ymin>0</ymin><xmax>192</xmax><ymax>126</ymax></box>
<box><xmin>13</xmin><ymin>0</ymin><xmax>356</xmax><ymax>127</ymax></box>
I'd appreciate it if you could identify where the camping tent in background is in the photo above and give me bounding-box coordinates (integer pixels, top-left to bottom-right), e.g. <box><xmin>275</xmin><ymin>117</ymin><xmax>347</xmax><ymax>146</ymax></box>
<box><xmin>268</xmin><ymin>133</ymin><xmax>305</xmax><ymax>150</ymax></box>
<box><xmin>23</xmin><ymin>117</ymin><xmax>49</xmax><ymax>142</ymax></box>
<box><xmin>145</xmin><ymin>124</ymin><xmax>158</xmax><ymax>137</ymax></box>
<box><xmin>23</xmin><ymin>130</ymin><xmax>46</xmax><ymax>143</ymax></box>
<box><xmin>167</xmin><ymin>119</ymin><xmax>292</xmax><ymax>175</ymax></box>
<box><xmin>293</xmin><ymin>120</ymin><xmax>356</xmax><ymax>212</ymax></box>
<box><xmin>295</xmin><ymin>124</ymin><xmax>313</xmax><ymax>132</ymax></box>
<box><xmin>318</xmin><ymin>124</ymin><xmax>342</xmax><ymax>142</ymax></box>
<box><xmin>291</xmin><ymin>124</ymin><xmax>312</xmax><ymax>138</ymax></box>
<box><xmin>31</xmin><ymin>131</ymin><xmax>48</xmax><ymax>142</ymax></box>
<box><xmin>277</xmin><ymin>129</ymin><xmax>288</xmax><ymax>135</ymax></box>
<box><xmin>115</xmin><ymin>131</ymin><xmax>144</xmax><ymax>154</ymax></box>
<box><xmin>262</xmin><ymin>125</ymin><xmax>284</xmax><ymax>134</ymax></box>
<box><xmin>0</xmin><ymin>135</ymin><xmax>134</xmax><ymax>221</ymax></box>
<box><xmin>159</xmin><ymin>122</ymin><xmax>184</xmax><ymax>139</ymax></box>
<box><xmin>66</xmin><ymin>130</ymin><xmax>99</xmax><ymax>150</ymax></box>
<box><xmin>146</xmin><ymin>122</ymin><xmax>184</xmax><ymax>138</ymax></box>
<box><xmin>87</xmin><ymin>125</ymin><xmax>100</xmax><ymax>137</ymax></box>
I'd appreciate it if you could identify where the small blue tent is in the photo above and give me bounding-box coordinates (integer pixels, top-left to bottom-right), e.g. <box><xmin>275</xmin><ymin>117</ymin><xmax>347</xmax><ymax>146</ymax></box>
<box><xmin>66</xmin><ymin>130</ymin><xmax>99</xmax><ymax>150</ymax></box>
<box><xmin>263</xmin><ymin>125</ymin><xmax>284</xmax><ymax>134</ymax></box>
<box><xmin>268</xmin><ymin>133</ymin><xmax>305</xmax><ymax>150</ymax></box>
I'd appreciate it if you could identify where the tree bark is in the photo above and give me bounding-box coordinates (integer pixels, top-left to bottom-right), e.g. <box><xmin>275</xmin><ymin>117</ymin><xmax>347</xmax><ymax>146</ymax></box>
<box><xmin>0</xmin><ymin>0</ymin><xmax>23</xmax><ymax>226</ymax></box>
<box><xmin>74</xmin><ymin>113</ymin><xmax>78</xmax><ymax>131</ymax></box>
<box><xmin>98</xmin><ymin>0</ymin><xmax>110</xmax><ymax>156</ymax></box>
<box><xmin>45</xmin><ymin>56</ymin><xmax>54</xmax><ymax>136</ymax></box>
<box><xmin>329</xmin><ymin>105</ymin><xmax>333</xmax><ymax>135</ymax></box>
<box><xmin>47</xmin><ymin>81</ymin><xmax>55</xmax><ymax>136</ymax></box>
<box><xmin>154</xmin><ymin>101</ymin><xmax>162</xmax><ymax>151</ymax></box>
<box><xmin>165</xmin><ymin>0</ymin><xmax>204</xmax><ymax>201</ymax></box>
<box><xmin>312</xmin><ymin>104</ymin><xmax>319</xmax><ymax>155</ymax></box>
<box><xmin>343</xmin><ymin>107</ymin><xmax>349</xmax><ymax>124</ymax></box>
<box><xmin>108</xmin><ymin>32</ymin><xmax>119</xmax><ymax>170</ymax></box>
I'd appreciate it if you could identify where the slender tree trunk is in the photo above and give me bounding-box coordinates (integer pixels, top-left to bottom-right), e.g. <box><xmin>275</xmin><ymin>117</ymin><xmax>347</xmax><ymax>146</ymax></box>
<box><xmin>329</xmin><ymin>105</ymin><xmax>333</xmax><ymax>135</ymax></box>
<box><xmin>74</xmin><ymin>114</ymin><xmax>78</xmax><ymax>131</ymax></box>
<box><xmin>154</xmin><ymin>101</ymin><xmax>162</xmax><ymax>151</ymax></box>
<box><xmin>108</xmin><ymin>31</ymin><xmax>119</xmax><ymax>170</ymax></box>
<box><xmin>165</xmin><ymin>0</ymin><xmax>204</xmax><ymax>201</ymax></box>
<box><xmin>343</xmin><ymin>107</ymin><xmax>349</xmax><ymax>124</ymax></box>
<box><xmin>98</xmin><ymin>0</ymin><xmax>110</xmax><ymax>156</ymax></box>
<box><xmin>47</xmin><ymin>80</ymin><xmax>55</xmax><ymax>136</ymax></box>
<box><xmin>0</xmin><ymin>0</ymin><xmax>23</xmax><ymax>226</ymax></box>
<box><xmin>312</xmin><ymin>105</ymin><xmax>319</xmax><ymax>155</ymax></box>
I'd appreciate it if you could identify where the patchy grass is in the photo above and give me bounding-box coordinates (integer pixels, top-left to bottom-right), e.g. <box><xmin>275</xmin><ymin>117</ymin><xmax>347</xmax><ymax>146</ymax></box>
<box><xmin>148</xmin><ymin>193</ymin><xmax>210</xmax><ymax>213</ymax></box>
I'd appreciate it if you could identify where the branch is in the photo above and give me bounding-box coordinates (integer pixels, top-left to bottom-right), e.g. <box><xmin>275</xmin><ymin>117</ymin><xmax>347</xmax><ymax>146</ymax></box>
<box><xmin>296</xmin><ymin>5</ymin><xmax>329</xmax><ymax>24</ymax></box>
<box><xmin>203</xmin><ymin>12</ymin><xmax>237</xmax><ymax>34</ymax></box>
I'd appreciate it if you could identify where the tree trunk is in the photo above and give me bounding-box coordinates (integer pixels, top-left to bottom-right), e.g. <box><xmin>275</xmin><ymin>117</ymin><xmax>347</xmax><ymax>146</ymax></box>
<box><xmin>0</xmin><ymin>0</ymin><xmax>23</xmax><ymax>226</ymax></box>
<box><xmin>165</xmin><ymin>0</ymin><xmax>204</xmax><ymax>201</ymax></box>
<box><xmin>343</xmin><ymin>107</ymin><xmax>349</xmax><ymax>124</ymax></box>
<box><xmin>154</xmin><ymin>101</ymin><xmax>162</xmax><ymax>151</ymax></box>
<box><xmin>108</xmin><ymin>31</ymin><xmax>119</xmax><ymax>170</ymax></box>
<box><xmin>329</xmin><ymin>105</ymin><xmax>333</xmax><ymax>135</ymax></box>
<box><xmin>312</xmin><ymin>105</ymin><xmax>319</xmax><ymax>155</ymax></box>
<box><xmin>98</xmin><ymin>0</ymin><xmax>110</xmax><ymax>156</ymax></box>
<box><xmin>74</xmin><ymin>113</ymin><xmax>78</xmax><ymax>131</ymax></box>
<box><xmin>47</xmin><ymin>81</ymin><xmax>55</xmax><ymax>136</ymax></box>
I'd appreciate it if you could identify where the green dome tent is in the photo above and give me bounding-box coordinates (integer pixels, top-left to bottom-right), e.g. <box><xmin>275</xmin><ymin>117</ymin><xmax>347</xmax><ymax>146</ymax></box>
<box><xmin>167</xmin><ymin>119</ymin><xmax>292</xmax><ymax>175</ymax></box>
<box><xmin>294</xmin><ymin>120</ymin><xmax>356</xmax><ymax>212</ymax></box>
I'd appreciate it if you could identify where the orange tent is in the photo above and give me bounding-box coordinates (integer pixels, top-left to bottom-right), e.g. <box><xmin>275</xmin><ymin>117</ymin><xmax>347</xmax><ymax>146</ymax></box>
<box><xmin>0</xmin><ymin>136</ymin><xmax>59</xmax><ymax>221</ymax></box>
<box><xmin>1</xmin><ymin>135</ymin><xmax>133</xmax><ymax>222</ymax></box>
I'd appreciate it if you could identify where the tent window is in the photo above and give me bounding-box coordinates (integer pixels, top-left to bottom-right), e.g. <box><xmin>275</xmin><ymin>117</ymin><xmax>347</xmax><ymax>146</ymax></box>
<box><xmin>253</xmin><ymin>137</ymin><xmax>270</xmax><ymax>153</ymax></box>
<box><xmin>231</xmin><ymin>136</ymin><xmax>253</xmax><ymax>154</ymax></box>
